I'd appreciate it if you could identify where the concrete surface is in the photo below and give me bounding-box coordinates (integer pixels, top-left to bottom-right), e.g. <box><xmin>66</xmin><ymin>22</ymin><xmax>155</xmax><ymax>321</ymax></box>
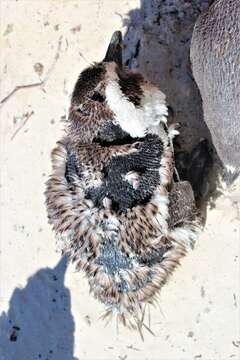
<box><xmin>0</xmin><ymin>1</ymin><xmax>239</xmax><ymax>359</ymax></box>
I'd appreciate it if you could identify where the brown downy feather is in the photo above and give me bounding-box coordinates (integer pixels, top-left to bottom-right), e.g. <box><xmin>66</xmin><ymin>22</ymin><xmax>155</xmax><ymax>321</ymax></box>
<box><xmin>45</xmin><ymin>31</ymin><xmax>202</xmax><ymax>332</ymax></box>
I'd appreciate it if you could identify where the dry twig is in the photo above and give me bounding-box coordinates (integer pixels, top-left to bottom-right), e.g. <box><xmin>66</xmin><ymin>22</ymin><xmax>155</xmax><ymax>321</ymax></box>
<box><xmin>0</xmin><ymin>36</ymin><xmax>62</xmax><ymax>107</ymax></box>
<box><xmin>10</xmin><ymin>110</ymin><xmax>34</xmax><ymax>141</ymax></box>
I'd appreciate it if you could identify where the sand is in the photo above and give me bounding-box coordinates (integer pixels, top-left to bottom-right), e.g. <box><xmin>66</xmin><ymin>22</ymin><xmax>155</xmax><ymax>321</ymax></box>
<box><xmin>0</xmin><ymin>1</ymin><xmax>239</xmax><ymax>359</ymax></box>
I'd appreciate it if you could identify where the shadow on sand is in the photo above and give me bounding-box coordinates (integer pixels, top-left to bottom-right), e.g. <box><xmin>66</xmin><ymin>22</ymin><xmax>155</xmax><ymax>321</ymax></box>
<box><xmin>122</xmin><ymin>0</ymin><xmax>219</xmax><ymax>210</ymax></box>
<box><xmin>0</xmin><ymin>256</ymin><xmax>77</xmax><ymax>360</ymax></box>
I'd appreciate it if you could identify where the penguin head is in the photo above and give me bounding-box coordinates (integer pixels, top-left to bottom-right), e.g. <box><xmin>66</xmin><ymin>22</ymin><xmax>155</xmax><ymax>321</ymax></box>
<box><xmin>68</xmin><ymin>31</ymin><xmax>168</xmax><ymax>143</ymax></box>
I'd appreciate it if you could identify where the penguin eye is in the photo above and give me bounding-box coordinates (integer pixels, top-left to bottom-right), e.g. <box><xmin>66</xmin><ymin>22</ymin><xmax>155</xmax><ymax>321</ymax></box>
<box><xmin>89</xmin><ymin>91</ymin><xmax>105</xmax><ymax>103</ymax></box>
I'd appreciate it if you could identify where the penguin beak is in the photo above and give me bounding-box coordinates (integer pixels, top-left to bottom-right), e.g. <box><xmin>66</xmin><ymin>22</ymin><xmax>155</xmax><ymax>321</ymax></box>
<box><xmin>103</xmin><ymin>31</ymin><xmax>122</xmax><ymax>67</ymax></box>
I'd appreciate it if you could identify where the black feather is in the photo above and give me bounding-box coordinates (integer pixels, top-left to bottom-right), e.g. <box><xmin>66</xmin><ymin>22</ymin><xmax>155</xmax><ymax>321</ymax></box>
<box><xmin>94</xmin><ymin>122</ymin><xmax>135</xmax><ymax>146</ymax></box>
<box><xmin>87</xmin><ymin>134</ymin><xmax>163</xmax><ymax>213</ymax></box>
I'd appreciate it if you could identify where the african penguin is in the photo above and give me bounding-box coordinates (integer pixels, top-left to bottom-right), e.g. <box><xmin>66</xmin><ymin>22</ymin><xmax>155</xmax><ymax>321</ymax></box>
<box><xmin>45</xmin><ymin>31</ymin><xmax>201</xmax><ymax>331</ymax></box>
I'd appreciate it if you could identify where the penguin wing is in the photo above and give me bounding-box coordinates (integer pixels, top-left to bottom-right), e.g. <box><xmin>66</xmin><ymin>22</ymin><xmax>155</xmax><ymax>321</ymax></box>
<box><xmin>168</xmin><ymin>181</ymin><xmax>198</xmax><ymax>229</ymax></box>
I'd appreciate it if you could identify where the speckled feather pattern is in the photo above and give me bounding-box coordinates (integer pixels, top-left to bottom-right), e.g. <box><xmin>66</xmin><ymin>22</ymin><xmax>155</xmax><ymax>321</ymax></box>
<box><xmin>45</xmin><ymin>35</ymin><xmax>201</xmax><ymax>328</ymax></box>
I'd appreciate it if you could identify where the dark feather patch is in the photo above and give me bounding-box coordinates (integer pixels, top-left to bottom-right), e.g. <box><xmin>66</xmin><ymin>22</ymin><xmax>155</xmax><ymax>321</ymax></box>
<box><xmin>89</xmin><ymin>91</ymin><xmax>105</xmax><ymax>103</ymax></box>
<box><xmin>86</xmin><ymin>134</ymin><xmax>163</xmax><ymax>213</ymax></box>
<box><xmin>95</xmin><ymin>233</ymin><xmax>171</xmax><ymax>294</ymax></box>
<box><xmin>94</xmin><ymin>121</ymin><xmax>135</xmax><ymax>146</ymax></box>
<box><xmin>65</xmin><ymin>153</ymin><xmax>82</xmax><ymax>183</ymax></box>
<box><xmin>118</xmin><ymin>70</ymin><xmax>144</xmax><ymax>106</ymax></box>
<box><xmin>71</xmin><ymin>64</ymin><xmax>106</xmax><ymax>104</ymax></box>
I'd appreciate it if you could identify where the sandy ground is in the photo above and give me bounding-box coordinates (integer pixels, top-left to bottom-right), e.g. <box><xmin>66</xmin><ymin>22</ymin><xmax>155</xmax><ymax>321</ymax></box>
<box><xmin>0</xmin><ymin>1</ymin><xmax>239</xmax><ymax>359</ymax></box>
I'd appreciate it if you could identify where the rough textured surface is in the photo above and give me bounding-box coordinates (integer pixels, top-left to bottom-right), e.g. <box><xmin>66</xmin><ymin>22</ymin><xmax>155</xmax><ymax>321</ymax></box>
<box><xmin>45</xmin><ymin>49</ymin><xmax>200</xmax><ymax>325</ymax></box>
<box><xmin>123</xmin><ymin>0</ymin><xmax>211</xmax><ymax>152</ymax></box>
<box><xmin>0</xmin><ymin>1</ymin><xmax>239</xmax><ymax>359</ymax></box>
<box><xmin>191</xmin><ymin>0</ymin><xmax>240</xmax><ymax>169</ymax></box>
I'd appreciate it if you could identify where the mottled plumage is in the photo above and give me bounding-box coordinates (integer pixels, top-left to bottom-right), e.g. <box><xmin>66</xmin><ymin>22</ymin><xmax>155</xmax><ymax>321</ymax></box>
<box><xmin>45</xmin><ymin>31</ymin><xmax>201</xmax><ymax>330</ymax></box>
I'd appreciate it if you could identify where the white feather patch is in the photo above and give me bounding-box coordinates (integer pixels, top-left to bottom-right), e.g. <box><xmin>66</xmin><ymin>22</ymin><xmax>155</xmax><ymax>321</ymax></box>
<box><xmin>123</xmin><ymin>171</ymin><xmax>140</xmax><ymax>189</ymax></box>
<box><xmin>170</xmin><ymin>226</ymin><xmax>199</xmax><ymax>249</ymax></box>
<box><xmin>105</xmin><ymin>80</ymin><xmax>168</xmax><ymax>138</ymax></box>
<box><xmin>141</xmin><ymin>87</ymin><xmax>168</xmax><ymax>126</ymax></box>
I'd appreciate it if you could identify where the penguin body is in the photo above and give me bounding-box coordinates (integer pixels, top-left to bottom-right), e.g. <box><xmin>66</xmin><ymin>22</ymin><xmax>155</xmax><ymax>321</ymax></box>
<box><xmin>45</xmin><ymin>31</ymin><xmax>200</xmax><ymax>328</ymax></box>
<box><xmin>191</xmin><ymin>0</ymin><xmax>240</xmax><ymax>174</ymax></box>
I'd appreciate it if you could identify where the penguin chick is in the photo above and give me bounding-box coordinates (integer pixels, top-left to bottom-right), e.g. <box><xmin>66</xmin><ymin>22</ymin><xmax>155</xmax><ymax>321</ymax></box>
<box><xmin>45</xmin><ymin>31</ymin><xmax>201</xmax><ymax>330</ymax></box>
